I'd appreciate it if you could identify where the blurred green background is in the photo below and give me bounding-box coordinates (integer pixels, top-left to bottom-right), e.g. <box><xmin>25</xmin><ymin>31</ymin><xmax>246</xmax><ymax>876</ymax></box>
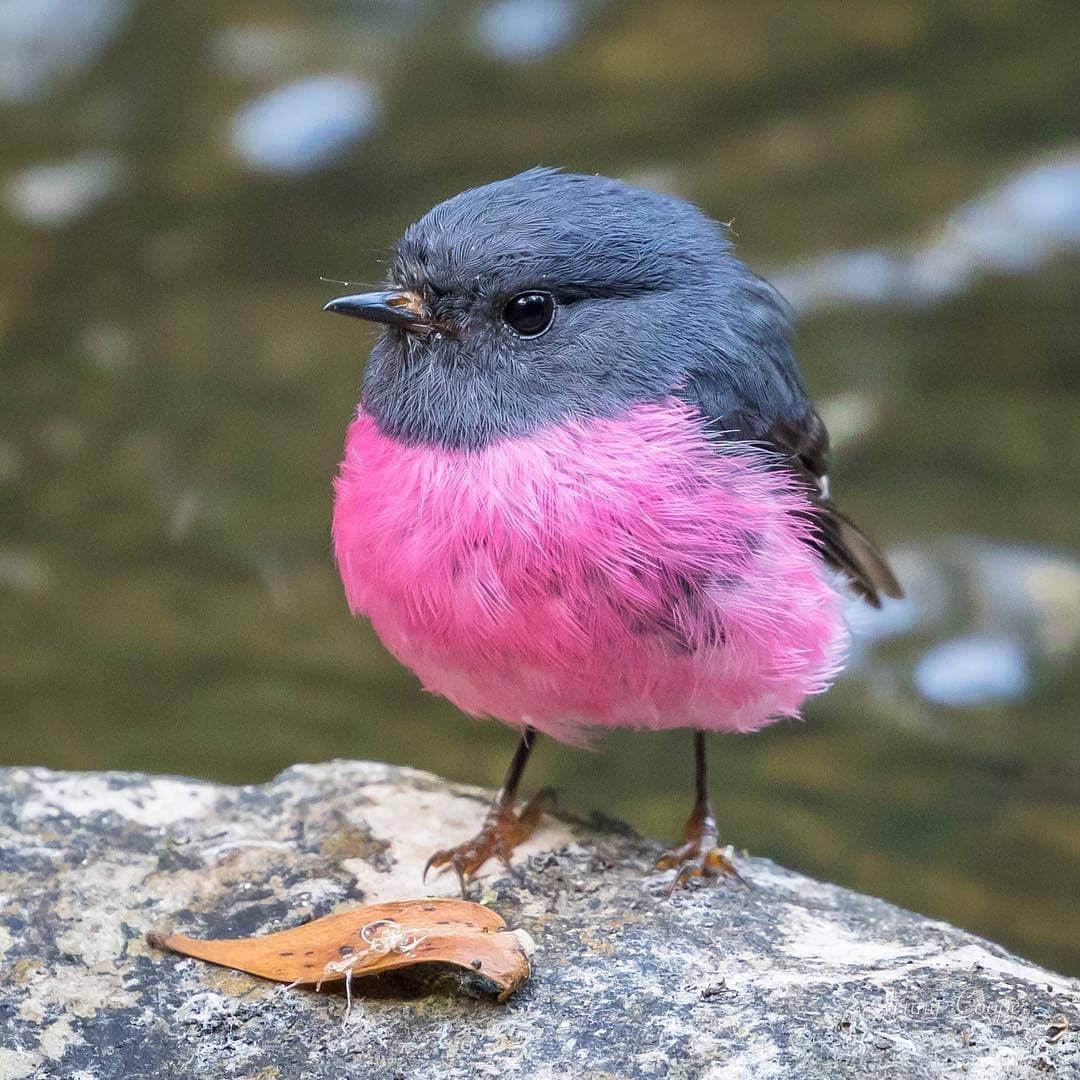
<box><xmin>2</xmin><ymin>1</ymin><xmax>1079</xmax><ymax>973</ymax></box>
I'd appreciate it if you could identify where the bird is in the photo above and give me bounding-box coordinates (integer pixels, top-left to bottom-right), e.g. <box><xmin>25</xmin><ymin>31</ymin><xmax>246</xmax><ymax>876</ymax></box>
<box><xmin>325</xmin><ymin>168</ymin><xmax>901</xmax><ymax>893</ymax></box>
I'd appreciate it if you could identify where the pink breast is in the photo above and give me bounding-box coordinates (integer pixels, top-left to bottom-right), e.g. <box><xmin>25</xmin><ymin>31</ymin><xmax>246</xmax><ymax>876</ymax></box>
<box><xmin>332</xmin><ymin>400</ymin><xmax>846</xmax><ymax>744</ymax></box>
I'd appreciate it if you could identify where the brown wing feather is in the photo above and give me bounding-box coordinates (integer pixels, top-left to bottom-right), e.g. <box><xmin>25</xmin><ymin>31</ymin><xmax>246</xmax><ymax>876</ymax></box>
<box><xmin>768</xmin><ymin>413</ymin><xmax>902</xmax><ymax>608</ymax></box>
<box><xmin>675</xmin><ymin>270</ymin><xmax>901</xmax><ymax>607</ymax></box>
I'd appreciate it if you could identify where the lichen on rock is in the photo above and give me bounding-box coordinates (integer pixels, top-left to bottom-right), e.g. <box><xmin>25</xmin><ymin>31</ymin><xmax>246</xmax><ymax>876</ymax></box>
<box><xmin>0</xmin><ymin>761</ymin><xmax>1076</xmax><ymax>1078</ymax></box>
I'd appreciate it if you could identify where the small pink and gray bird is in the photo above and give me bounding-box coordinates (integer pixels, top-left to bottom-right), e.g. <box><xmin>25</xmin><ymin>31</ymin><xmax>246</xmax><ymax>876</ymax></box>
<box><xmin>325</xmin><ymin>168</ymin><xmax>901</xmax><ymax>892</ymax></box>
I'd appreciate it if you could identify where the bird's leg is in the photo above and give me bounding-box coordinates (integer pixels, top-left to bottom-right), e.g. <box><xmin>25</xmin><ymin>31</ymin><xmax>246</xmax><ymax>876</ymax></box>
<box><xmin>424</xmin><ymin>727</ymin><xmax>551</xmax><ymax>895</ymax></box>
<box><xmin>656</xmin><ymin>732</ymin><xmax>744</xmax><ymax>892</ymax></box>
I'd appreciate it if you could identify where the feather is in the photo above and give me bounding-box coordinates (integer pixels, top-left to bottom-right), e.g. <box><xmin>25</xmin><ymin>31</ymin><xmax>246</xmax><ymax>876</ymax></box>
<box><xmin>677</xmin><ymin>276</ymin><xmax>902</xmax><ymax>607</ymax></box>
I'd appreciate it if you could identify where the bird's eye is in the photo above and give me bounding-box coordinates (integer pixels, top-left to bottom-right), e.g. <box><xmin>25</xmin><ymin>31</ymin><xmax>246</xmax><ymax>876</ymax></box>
<box><xmin>502</xmin><ymin>291</ymin><xmax>555</xmax><ymax>338</ymax></box>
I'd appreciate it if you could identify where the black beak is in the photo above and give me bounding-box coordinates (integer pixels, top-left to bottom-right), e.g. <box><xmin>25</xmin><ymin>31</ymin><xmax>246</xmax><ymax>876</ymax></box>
<box><xmin>322</xmin><ymin>290</ymin><xmax>427</xmax><ymax>328</ymax></box>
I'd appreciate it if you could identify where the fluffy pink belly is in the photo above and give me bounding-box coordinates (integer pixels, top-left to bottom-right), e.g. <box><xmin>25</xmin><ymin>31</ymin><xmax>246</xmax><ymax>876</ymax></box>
<box><xmin>333</xmin><ymin>400</ymin><xmax>846</xmax><ymax>744</ymax></box>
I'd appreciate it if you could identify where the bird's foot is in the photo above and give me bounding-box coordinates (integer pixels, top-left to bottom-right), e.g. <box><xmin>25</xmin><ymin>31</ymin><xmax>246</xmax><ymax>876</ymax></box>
<box><xmin>424</xmin><ymin>788</ymin><xmax>553</xmax><ymax>896</ymax></box>
<box><xmin>656</xmin><ymin>801</ymin><xmax>746</xmax><ymax>893</ymax></box>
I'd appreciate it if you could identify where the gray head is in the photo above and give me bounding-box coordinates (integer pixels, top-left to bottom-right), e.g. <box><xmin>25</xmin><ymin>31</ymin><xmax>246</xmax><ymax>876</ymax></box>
<box><xmin>325</xmin><ymin>167</ymin><xmax>805</xmax><ymax>449</ymax></box>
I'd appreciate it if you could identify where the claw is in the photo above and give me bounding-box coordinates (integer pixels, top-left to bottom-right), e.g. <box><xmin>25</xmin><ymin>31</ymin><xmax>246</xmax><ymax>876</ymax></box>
<box><xmin>422</xmin><ymin>850</ymin><xmax>444</xmax><ymax>884</ymax></box>
<box><xmin>658</xmin><ymin>796</ymin><xmax>748</xmax><ymax>893</ymax></box>
<box><xmin>662</xmin><ymin>846</ymin><xmax>745</xmax><ymax>895</ymax></box>
<box><xmin>497</xmin><ymin>850</ymin><xmax>526</xmax><ymax>884</ymax></box>
<box><xmin>424</xmin><ymin>848</ymin><xmax>474</xmax><ymax>896</ymax></box>
<box><xmin>422</xmin><ymin>789</ymin><xmax>552</xmax><ymax>893</ymax></box>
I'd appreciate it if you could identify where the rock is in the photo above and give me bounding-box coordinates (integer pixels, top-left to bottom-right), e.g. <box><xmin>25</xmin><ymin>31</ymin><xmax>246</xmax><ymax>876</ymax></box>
<box><xmin>0</xmin><ymin>762</ymin><xmax>1076</xmax><ymax>1079</ymax></box>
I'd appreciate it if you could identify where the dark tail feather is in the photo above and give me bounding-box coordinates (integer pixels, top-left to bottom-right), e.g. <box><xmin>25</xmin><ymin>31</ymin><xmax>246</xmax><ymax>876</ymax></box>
<box><xmin>813</xmin><ymin>503</ymin><xmax>903</xmax><ymax>608</ymax></box>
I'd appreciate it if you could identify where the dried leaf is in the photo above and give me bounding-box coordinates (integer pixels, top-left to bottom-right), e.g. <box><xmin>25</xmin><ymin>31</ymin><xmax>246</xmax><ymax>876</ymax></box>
<box><xmin>148</xmin><ymin>898</ymin><xmax>533</xmax><ymax>1002</ymax></box>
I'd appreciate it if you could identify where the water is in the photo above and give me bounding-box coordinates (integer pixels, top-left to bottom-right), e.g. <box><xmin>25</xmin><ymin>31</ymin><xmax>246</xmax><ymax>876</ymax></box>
<box><xmin>1</xmin><ymin>0</ymin><xmax>1078</xmax><ymax>975</ymax></box>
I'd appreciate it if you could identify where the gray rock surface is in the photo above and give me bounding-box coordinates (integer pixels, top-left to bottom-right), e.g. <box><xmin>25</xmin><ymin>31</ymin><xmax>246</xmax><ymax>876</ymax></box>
<box><xmin>0</xmin><ymin>761</ymin><xmax>1076</xmax><ymax>1079</ymax></box>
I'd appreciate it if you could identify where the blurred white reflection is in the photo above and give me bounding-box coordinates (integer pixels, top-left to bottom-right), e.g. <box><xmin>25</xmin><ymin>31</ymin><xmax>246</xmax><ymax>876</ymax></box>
<box><xmin>230</xmin><ymin>74</ymin><xmax>380</xmax><ymax>174</ymax></box>
<box><xmin>4</xmin><ymin>152</ymin><xmax>128</xmax><ymax>228</ymax></box>
<box><xmin>913</xmin><ymin>636</ymin><xmax>1029</xmax><ymax>707</ymax></box>
<box><xmin>0</xmin><ymin>548</ymin><xmax>50</xmax><ymax>593</ymax></box>
<box><xmin>847</xmin><ymin>538</ymin><xmax>1080</xmax><ymax>709</ymax></box>
<box><xmin>0</xmin><ymin>0</ymin><xmax>131</xmax><ymax>104</ymax></box>
<box><xmin>210</xmin><ymin>24</ymin><xmax>310</xmax><ymax>80</ymax></box>
<box><xmin>475</xmin><ymin>0</ymin><xmax>579</xmax><ymax>61</ymax></box>
<box><xmin>775</xmin><ymin>151</ymin><xmax>1080</xmax><ymax>313</ymax></box>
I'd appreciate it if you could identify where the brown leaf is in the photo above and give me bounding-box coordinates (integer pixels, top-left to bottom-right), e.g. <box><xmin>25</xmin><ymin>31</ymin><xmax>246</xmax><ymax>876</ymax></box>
<box><xmin>148</xmin><ymin>898</ymin><xmax>533</xmax><ymax>1002</ymax></box>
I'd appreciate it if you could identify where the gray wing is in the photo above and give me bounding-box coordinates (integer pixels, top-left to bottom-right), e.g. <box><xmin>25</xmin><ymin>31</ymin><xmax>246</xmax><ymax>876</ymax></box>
<box><xmin>676</xmin><ymin>275</ymin><xmax>902</xmax><ymax>607</ymax></box>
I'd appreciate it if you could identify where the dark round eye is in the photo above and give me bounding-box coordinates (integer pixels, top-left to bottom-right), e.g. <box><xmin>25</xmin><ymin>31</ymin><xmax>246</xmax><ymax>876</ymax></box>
<box><xmin>502</xmin><ymin>291</ymin><xmax>555</xmax><ymax>337</ymax></box>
